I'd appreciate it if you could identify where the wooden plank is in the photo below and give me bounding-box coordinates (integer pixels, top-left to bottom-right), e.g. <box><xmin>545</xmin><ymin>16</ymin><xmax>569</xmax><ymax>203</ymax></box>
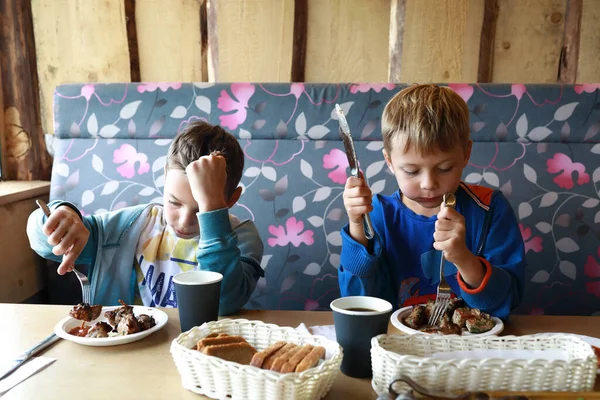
<box><xmin>0</xmin><ymin>197</ymin><xmax>48</xmax><ymax>303</ymax></box>
<box><xmin>124</xmin><ymin>0</ymin><xmax>141</xmax><ymax>82</ymax></box>
<box><xmin>558</xmin><ymin>0</ymin><xmax>582</xmax><ymax>83</ymax></box>
<box><xmin>577</xmin><ymin>0</ymin><xmax>600</xmax><ymax>82</ymax></box>
<box><xmin>493</xmin><ymin>0</ymin><xmax>567</xmax><ymax>83</ymax></box>
<box><xmin>31</xmin><ymin>0</ymin><xmax>131</xmax><ymax>135</ymax></box>
<box><xmin>388</xmin><ymin>0</ymin><xmax>407</xmax><ymax>83</ymax></box>
<box><xmin>400</xmin><ymin>0</ymin><xmax>484</xmax><ymax>83</ymax></box>
<box><xmin>217</xmin><ymin>0</ymin><xmax>293</xmax><ymax>82</ymax></box>
<box><xmin>0</xmin><ymin>180</ymin><xmax>50</xmax><ymax>207</ymax></box>
<box><xmin>136</xmin><ymin>0</ymin><xmax>203</xmax><ymax>82</ymax></box>
<box><xmin>0</xmin><ymin>0</ymin><xmax>51</xmax><ymax>181</ymax></box>
<box><xmin>477</xmin><ymin>0</ymin><xmax>499</xmax><ymax>82</ymax></box>
<box><xmin>0</xmin><ymin>61</ymin><xmax>5</xmax><ymax>180</ymax></box>
<box><xmin>291</xmin><ymin>0</ymin><xmax>308</xmax><ymax>82</ymax></box>
<box><xmin>305</xmin><ymin>0</ymin><xmax>390</xmax><ymax>82</ymax></box>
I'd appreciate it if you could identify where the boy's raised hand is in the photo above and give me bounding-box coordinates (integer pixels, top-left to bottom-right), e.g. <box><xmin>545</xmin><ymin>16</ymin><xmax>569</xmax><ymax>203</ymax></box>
<box><xmin>42</xmin><ymin>206</ymin><xmax>90</xmax><ymax>275</ymax></box>
<box><xmin>186</xmin><ymin>152</ymin><xmax>228</xmax><ymax>212</ymax></box>
<box><xmin>433</xmin><ymin>204</ymin><xmax>472</xmax><ymax>266</ymax></box>
<box><xmin>343</xmin><ymin>175</ymin><xmax>373</xmax><ymax>245</ymax></box>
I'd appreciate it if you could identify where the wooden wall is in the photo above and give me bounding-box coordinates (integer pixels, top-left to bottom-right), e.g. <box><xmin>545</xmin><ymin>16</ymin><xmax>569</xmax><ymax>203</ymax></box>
<box><xmin>1</xmin><ymin>0</ymin><xmax>599</xmax><ymax>181</ymax></box>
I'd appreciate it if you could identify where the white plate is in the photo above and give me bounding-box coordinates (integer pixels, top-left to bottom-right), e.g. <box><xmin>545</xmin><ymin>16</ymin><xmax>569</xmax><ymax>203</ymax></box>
<box><xmin>390</xmin><ymin>305</ymin><xmax>504</xmax><ymax>337</ymax></box>
<box><xmin>54</xmin><ymin>305</ymin><xmax>168</xmax><ymax>347</ymax></box>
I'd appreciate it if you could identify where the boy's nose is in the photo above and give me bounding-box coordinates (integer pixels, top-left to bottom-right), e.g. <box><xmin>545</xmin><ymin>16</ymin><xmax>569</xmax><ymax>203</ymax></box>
<box><xmin>420</xmin><ymin>173</ymin><xmax>438</xmax><ymax>191</ymax></box>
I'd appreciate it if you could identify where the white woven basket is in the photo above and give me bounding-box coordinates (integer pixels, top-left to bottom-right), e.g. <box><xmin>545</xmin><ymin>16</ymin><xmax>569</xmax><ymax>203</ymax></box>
<box><xmin>170</xmin><ymin>318</ymin><xmax>343</xmax><ymax>400</ymax></box>
<box><xmin>371</xmin><ymin>333</ymin><xmax>597</xmax><ymax>394</ymax></box>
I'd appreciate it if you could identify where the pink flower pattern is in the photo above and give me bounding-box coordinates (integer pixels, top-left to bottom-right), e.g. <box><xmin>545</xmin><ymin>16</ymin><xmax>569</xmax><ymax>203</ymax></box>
<box><xmin>511</xmin><ymin>84</ymin><xmax>527</xmax><ymax>100</ymax></box>
<box><xmin>113</xmin><ymin>144</ymin><xmax>150</xmax><ymax>179</ymax></box>
<box><xmin>546</xmin><ymin>153</ymin><xmax>590</xmax><ymax>189</ymax></box>
<box><xmin>217</xmin><ymin>83</ymin><xmax>256</xmax><ymax>130</ymax></box>
<box><xmin>267</xmin><ymin>217</ymin><xmax>314</xmax><ymax>247</ymax></box>
<box><xmin>81</xmin><ymin>84</ymin><xmax>95</xmax><ymax>101</ymax></box>
<box><xmin>137</xmin><ymin>82</ymin><xmax>182</xmax><ymax>93</ymax></box>
<box><xmin>574</xmin><ymin>84</ymin><xmax>600</xmax><ymax>94</ymax></box>
<box><xmin>323</xmin><ymin>149</ymin><xmax>350</xmax><ymax>184</ymax></box>
<box><xmin>349</xmin><ymin>83</ymin><xmax>395</xmax><ymax>94</ymax></box>
<box><xmin>448</xmin><ymin>84</ymin><xmax>474</xmax><ymax>103</ymax></box>
<box><xmin>290</xmin><ymin>83</ymin><xmax>305</xmax><ymax>99</ymax></box>
<box><xmin>519</xmin><ymin>224</ymin><xmax>543</xmax><ymax>254</ymax></box>
<box><xmin>584</xmin><ymin>247</ymin><xmax>600</xmax><ymax>297</ymax></box>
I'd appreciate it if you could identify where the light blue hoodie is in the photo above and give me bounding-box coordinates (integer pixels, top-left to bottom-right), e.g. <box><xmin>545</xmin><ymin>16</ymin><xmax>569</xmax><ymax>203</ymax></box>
<box><xmin>27</xmin><ymin>201</ymin><xmax>264</xmax><ymax>315</ymax></box>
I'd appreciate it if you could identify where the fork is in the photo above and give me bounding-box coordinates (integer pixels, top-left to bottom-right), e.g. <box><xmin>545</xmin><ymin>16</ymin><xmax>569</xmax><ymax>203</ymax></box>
<box><xmin>428</xmin><ymin>193</ymin><xmax>457</xmax><ymax>327</ymax></box>
<box><xmin>36</xmin><ymin>199</ymin><xmax>92</xmax><ymax>304</ymax></box>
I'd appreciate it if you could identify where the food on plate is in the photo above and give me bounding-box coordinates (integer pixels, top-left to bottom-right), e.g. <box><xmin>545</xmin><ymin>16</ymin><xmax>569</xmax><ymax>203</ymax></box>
<box><xmin>69</xmin><ymin>303</ymin><xmax>103</xmax><ymax>322</ymax></box>
<box><xmin>67</xmin><ymin>300</ymin><xmax>156</xmax><ymax>338</ymax></box>
<box><xmin>196</xmin><ymin>334</ymin><xmax>325</xmax><ymax>373</ymax></box>
<box><xmin>402</xmin><ymin>299</ymin><xmax>495</xmax><ymax>335</ymax></box>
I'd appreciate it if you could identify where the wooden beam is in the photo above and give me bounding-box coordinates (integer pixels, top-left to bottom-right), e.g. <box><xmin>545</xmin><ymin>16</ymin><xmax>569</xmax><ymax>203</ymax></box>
<box><xmin>558</xmin><ymin>0</ymin><xmax>583</xmax><ymax>83</ymax></box>
<box><xmin>477</xmin><ymin>0</ymin><xmax>499</xmax><ymax>82</ymax></box>
<box><xmin>0</xmin><ymin>0</ymin><xmax>51</xmax><ymax>181</ymax></box>
<box><xmin>205</xmin><ymin>0</ymin><xmax>219</xmax><ymax>82</ymax></box>
<box><xmin>388</xmin><ymin>0</ymin><xmax>407</xmax><ymax>83</ymax></box>
<box><xmin>124</xmin><ymin>0</ymin><xmax>141</xmax><ymax>82</ymax></box>
<box><xmin>291</xmin><ymin>0</ymin><xmax>308</xmax><ymax>82</ymax></box>
<box><xmin>0</xmin><ymin>58</ymin><xmax>5</xmax><ymax>180</ymax></box>
<box><xmin>200</xmin><ymin>0</ymin><xmax>209</xmax><ymax>82</ymax></box>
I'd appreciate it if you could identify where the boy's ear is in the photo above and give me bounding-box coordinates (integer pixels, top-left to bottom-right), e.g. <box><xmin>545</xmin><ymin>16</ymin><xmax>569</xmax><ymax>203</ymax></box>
<box><xmin>382</xmin><ymin>149</ymin><xmax>394</xmax><ymax>173</ymax></box>
<box><xmin>226</xmin><ymin>186</ymin><xmax>243</xmax><ymax>208</ymax></box>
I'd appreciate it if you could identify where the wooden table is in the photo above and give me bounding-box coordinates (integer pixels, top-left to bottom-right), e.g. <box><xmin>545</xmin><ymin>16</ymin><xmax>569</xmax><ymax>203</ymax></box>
<box><xmin>1</xmin><ymin>304</ymin><xmax>598</xmax><ymax>399</ymax></box>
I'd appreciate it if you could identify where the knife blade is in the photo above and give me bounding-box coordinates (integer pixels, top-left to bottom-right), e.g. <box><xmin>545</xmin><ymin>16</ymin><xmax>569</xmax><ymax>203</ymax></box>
<box><xmin>0</xmin><ymin>333</ymin><xmax>60</xmax><ymax>381</ymax></box>
<box><xmin>335</xmin><ymin>104</ymin><xmax>375</xmax><ymax>240</ymax></box>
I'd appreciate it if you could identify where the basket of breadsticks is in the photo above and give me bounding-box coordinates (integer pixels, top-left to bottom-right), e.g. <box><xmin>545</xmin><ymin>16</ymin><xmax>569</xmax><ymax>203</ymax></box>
<box><xmin>170</xmin><ymin>318</ymin><xmax>343</xmax><ymax>400</ymax></box>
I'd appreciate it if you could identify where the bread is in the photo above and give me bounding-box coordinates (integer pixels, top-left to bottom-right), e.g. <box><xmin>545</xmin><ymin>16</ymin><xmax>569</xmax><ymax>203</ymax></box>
<box><xmin>202</xmin><ymin>341</ymin><xmax>257</xmax><ymax>365</ymax></box>
<box><xmin>280</xmin><ymin>345</ymin><xmax>314</xmax><ymax>373</ymax></box>
<box><xmin>249</xmin><ymin>341</ymin><xmax>286</xmax><ymax>368</ymax></box>
<box><xmin>295</xmin><ymin>346</ymin><xmax>325</xmax><ymax>372</ymax></box>
<box><xmin>262</xmin><ymin>343</ymin><xmax>297</xmax><ymax>370</ymax></box>
<box><xmin>196</xmin><ymin>335</ymin><xmax>247</xmax><ymax>351</ymax></box>
<box><xmin>196</xmin><ymin>333</ymin><xmax>326</xmax><ymax>373</ymax></box>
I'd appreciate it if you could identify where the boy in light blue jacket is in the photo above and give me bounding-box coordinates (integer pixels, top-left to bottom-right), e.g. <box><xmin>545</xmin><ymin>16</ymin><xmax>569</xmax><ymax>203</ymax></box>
<box><xmin>27</xmin><ymin>121</ymin><xmax>264</xmax><ymax>315</ymax></box>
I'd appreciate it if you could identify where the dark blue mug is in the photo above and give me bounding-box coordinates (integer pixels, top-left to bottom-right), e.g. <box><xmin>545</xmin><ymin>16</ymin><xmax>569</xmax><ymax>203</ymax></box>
<box><xmin>330</xmin><ymin>296</ymin><xmax>393</xmax><ymax>378</ymax></box>
<box><xmin>173</xmin><ymin>271</ymin><xmax>222</xmax><ymax>332</ymax></box>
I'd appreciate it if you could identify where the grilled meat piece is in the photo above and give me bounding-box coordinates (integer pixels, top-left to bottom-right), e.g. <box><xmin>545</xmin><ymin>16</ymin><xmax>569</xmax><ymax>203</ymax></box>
<box><xmin>137</xmin><ymin>314</ymin><xmax>156</xmax><ymax>331</ymax></box>
<box><xmin>420</xmin><ymin>326</ymin><xmax>441</xmax><ymax>334</ymax></box>
<box><xmin>439</xmin><ymin>317</ymin><xmax>462</xmax><ymax>335</ymax></box>
<box><xmin>104</xmin><ymin>300</ymin><xmax>133</xmax><ymax>327</ymax></box>
<box><xmin>445</xmin><ymin>298</ymin><xmax>465</xmax><ymax>317</ymax></box>
<box><xmin>117</xmin><ymin>313</ymin><xmax>141</xmax><ymax>335</ymax></box>
<box><xmin>403</xmin><ymin>305</ymin><xmax>427</xmax><ymax>329</ymax></box>
<box><xmin>86</xmin><ymin>321</ymin><xmax>113</xmax><ymax>338</ymax></box>
<box><xmin>69</xmin><ymin>303</ymin><xmax>103</xmax><ymax>322</ymax></box>
<box><xmin>465</xmin><ymin>313</ymin><xmax>494</xmax><ymax>334</ymax></box>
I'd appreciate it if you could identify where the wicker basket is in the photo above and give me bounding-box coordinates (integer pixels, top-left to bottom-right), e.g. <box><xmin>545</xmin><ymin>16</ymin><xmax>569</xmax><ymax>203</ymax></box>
<box><xmin>371</xmin><ymin>333</ymin><xmax>597</xmax><ymax>394</ymax></box>
<box><xmin>170</xmin><ymin>318</ymin><xmax>343</xmax><ymax>400</ymax></box>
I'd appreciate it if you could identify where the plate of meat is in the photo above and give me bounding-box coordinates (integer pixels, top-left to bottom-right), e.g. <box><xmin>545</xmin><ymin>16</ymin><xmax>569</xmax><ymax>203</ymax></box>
<box><xmin>54</xmin><ymin>300</ymin><xmax>168</xmax><ymax>346</ymax></box>
<box><xmin>391</xmin><ymin>298</ymin><xmax>503</xmax><ymax>337</ymax></box>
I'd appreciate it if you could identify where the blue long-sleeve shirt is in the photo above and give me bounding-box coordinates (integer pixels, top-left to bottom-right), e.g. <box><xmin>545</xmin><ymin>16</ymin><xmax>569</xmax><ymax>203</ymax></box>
<box><xmin>339</xmin><ymin>182</ymin><xmax>526</xmax><ymax>319</ymax></box>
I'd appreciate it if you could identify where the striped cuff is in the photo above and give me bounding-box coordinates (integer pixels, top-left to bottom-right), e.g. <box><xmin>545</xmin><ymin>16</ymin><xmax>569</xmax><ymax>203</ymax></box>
<box><xmin>457</xmin><ymin>257</ymin><xmax>492</xmax><ymax>294</ymax></box>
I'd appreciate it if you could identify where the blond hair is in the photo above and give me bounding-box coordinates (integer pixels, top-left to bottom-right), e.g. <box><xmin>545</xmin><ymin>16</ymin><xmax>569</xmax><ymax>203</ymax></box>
<box><xmin>382</xmin><ymin>84</ymin><xmax>470</xmax><ymax>155</ymax></box>
<box><xmin>167</xmin><ymin>120</ymin><xmax>244</xmax><ymax>198</ymax></box>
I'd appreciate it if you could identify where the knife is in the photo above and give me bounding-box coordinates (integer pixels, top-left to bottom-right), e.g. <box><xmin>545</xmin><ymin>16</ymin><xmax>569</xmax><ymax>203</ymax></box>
<box><xmin>335</xmin><ymin>104</ymin><xmax>375</xmax><ymax>240</ymax></box>
<box><xmin>0</xmin><ymin>333</ymin><xmax>60</xmax><ymax>381</ymax></box>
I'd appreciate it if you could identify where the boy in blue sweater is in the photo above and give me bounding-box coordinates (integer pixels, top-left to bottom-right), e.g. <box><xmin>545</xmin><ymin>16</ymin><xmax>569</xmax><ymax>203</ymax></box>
<box><xmin>339</xmin><ymin>84</ymin><xmax>526</xmax><ymax>319</ymax></box>
<box><xmin>28</xmin><ymin>121</ymin><xmax>264</xmax><ymax>315</ymax></box>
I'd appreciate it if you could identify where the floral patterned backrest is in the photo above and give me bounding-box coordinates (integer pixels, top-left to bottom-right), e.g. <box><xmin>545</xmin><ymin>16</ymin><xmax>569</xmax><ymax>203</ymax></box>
<box><xmin>51</xmin><ymin>83</ymin><xmax>600</xmax><ymax>315</ymax></box>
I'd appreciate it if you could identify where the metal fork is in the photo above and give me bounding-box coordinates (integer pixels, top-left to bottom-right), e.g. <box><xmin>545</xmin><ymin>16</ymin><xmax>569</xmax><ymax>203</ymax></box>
<box><xmin>36</xmin><ymin>199</ymin><xmax>92</xmax><ymax>304</ymax></box>
<box><xmin>428</xmin><ymin>193</ymin><xmax>457</xmax><ymax>326</ymax></box>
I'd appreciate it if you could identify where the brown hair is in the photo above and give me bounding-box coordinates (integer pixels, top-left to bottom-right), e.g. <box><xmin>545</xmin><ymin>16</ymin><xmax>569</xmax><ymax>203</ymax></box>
<box><xmin>382</xmin><ymin>84</ymin><xmax>470</xmax><ymax>156</ymax></box>
<box><xmin>166</xmin><ymin>120</ymin><xmax>244</xmax><ymax>197</ymax></box>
